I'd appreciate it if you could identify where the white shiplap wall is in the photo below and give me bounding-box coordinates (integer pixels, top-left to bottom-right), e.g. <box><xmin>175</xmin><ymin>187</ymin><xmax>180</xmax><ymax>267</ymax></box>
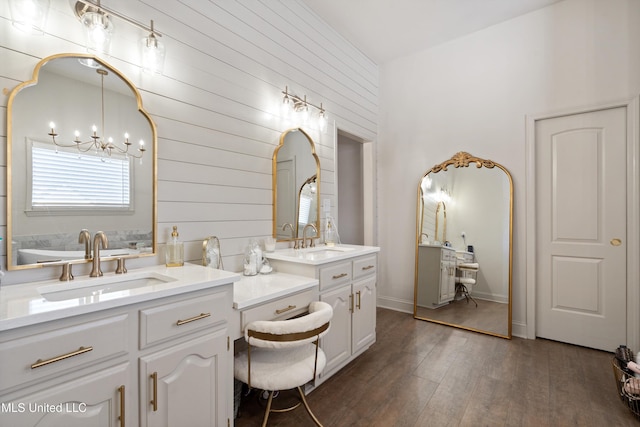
<box><xmin>0</xmin><ymin>0</ymin><xmax>378</xmax><ymax>284</ymax></box>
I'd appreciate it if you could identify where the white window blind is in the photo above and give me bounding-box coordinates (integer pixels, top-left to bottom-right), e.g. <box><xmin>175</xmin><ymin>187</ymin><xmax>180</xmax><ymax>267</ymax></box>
<box><xmin>31</xmin><ymin>144</ymin><xmax>131</xmax><ymax>210</ymax></box>
<box><xmin>298</xmin><ymin>195</ymin><xmax>311</xmax><ymax>224</ymax></box>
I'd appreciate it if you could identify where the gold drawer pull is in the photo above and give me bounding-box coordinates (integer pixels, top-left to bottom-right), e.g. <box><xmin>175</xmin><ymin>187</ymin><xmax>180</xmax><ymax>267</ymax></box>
<box><xmin>118</xmin><ymin>385</ymin><xmax>126</xmax><ymax>427</ymax></box>
<box><xmin>361</xmin><ymin>265</ymin><xmax>375</xmax><ymax>270</ymax></box>
<box><xmin>31</xmin><ymin>346</ymin><xmax>93</xmax><ymax>369</ymax></box>
<box><xmin>275</xmin><ymin>305</ymin><xmax>297</xmax><ymax>315</ymax></box>
<box><xmin>176</xmin><ymin>312</ymin><xmax>211</xmax><ymax>326</ymax></box>
<box><xmin>356</xmin><ymin>290</ymin><xmax>362</xmax><ymax>310</ymax></box>
<box><xmin>150</xmin><ymin>372</ymin><xmax>158</xmax><ymax>412</ymax></box>
<box><xmin>332</xmin><ymin>273</ymin><xmax>348</xmax><ymax>279</ymax></box>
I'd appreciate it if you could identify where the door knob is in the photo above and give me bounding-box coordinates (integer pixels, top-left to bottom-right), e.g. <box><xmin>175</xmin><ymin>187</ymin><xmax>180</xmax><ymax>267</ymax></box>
<box><xmin>610</xmin><ymin>238</ymin><xmax>622</xmax><ymax>246</ymax></box>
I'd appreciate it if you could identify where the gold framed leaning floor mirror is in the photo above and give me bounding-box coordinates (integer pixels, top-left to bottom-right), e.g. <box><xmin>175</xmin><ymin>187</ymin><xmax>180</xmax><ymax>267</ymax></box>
<box><xmin>6</xmin><ymin>54</ymin><xmax>157</xmax><ymax>270</ymax></box>
<box><xmin>414</xmin><ymin>152</ymin><xmax>513</xmax><ymax>338</ymax></box>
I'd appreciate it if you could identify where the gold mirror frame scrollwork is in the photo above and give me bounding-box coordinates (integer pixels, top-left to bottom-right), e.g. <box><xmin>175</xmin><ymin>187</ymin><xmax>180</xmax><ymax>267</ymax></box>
<box><xmin>414</xmin><ymin>151</ymin><xmax>513</xmax><ymax>339</ymax></box>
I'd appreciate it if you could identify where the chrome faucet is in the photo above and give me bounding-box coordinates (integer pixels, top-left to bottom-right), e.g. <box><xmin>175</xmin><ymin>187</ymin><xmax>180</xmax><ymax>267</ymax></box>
<box><xmin>79</xmin><ymin>229</ymin><xmax>91</xmax><ymax>259</ymax></box>
<box><xmin>89</xmin><ymin>231</ymin><xmax>108</xmax><ymax>277</ymax></box>
<box><xmin>302</xmin><ymin>223</ymin><xmax>318</xmax><ymax>248</ymax></box>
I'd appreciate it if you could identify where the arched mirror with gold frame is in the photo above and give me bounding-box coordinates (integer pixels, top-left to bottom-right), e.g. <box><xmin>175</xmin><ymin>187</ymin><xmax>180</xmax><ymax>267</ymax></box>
<box><xmin>6</xmin><ymin>54</ymin><xmax>157</xmax><ymax>270</ymax></box>
<box><xmin>414</xmin><ymin>152</ymin><xmax>513</xmax><ymax>338</ymax></box>
<box><xmin>272</xmin><ymin>128</ymin><xmax>320</xmax><ymax>241</ymax></box>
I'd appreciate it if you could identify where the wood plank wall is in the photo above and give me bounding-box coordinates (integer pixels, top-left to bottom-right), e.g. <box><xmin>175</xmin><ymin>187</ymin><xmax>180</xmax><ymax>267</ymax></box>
<box><xmin>0</xmin><ymin>0</ymin><xmax>378</xmax><ymax>284</ymax></box>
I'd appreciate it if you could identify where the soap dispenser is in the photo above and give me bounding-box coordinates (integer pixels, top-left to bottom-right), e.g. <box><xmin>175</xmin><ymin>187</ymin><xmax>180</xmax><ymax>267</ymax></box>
<box><xmin>165</xmin><ymin>226</ymin><xmax>184</xmax><ymax>267</ymax></box>
<box><xmin>325</xmin><ymin>215</ymin><xmax>337</xmax><ymax>247</ymax></box>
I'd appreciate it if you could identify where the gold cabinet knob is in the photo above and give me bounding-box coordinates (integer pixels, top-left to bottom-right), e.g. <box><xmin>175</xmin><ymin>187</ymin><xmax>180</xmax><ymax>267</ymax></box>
<box><xmin>611</xmin><ymin>238</ymin><xmax>622</xmax><ymax>246</ymax></box>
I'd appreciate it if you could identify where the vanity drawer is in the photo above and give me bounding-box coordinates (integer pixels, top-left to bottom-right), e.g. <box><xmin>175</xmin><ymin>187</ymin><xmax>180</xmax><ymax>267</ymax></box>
<box><xmin>353</xmin><ymin>255</ymin><xmax>377</xmax><ymax>280</ymax></box>
<box><xmin>0</xmin><ymin>314</ymin><xmax>129</xmax><ymax>393</ymax></box>
<box><xmin>319</xmin><ymin>261</ymin><xmax>352</xmax><ymax>291</ymax></box>
<box><xmin>240</xmin><ymin>289</ymin><xmax>316</xmax><ymax>336</ymax></box>
<box><xmin>140</xmin><ymin>291</ymin><xmax>229</xmax><ymax>349</ymax></box>
<box><xmin>441</xmin><ymin>248</ymin><xmax>455</xmax><ymax>261</ymax></box>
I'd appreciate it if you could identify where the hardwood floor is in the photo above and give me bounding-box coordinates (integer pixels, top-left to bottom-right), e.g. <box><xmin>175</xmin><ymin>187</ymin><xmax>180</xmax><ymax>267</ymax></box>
<box><xmin>234</xmin><ymin>307</ymin><xmax>639</xmax><ymax>426</ymax></box>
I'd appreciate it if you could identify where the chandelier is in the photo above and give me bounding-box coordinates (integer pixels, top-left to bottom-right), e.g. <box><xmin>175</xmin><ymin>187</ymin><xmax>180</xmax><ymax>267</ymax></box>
<box><xmin>47</xmin><ymin>68</ymin><xmax>145</xmax><ymax>159</ymax></box>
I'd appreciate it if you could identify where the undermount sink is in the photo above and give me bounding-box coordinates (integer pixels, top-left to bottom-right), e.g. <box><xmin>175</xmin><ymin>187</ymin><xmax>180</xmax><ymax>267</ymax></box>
<box><xmin>265</xmin><ymin>245</ymin><xmax>357</xmax><ymax>263</ymax></box>
<box><xmin>304</xmin><ymin>246</ymin><xmax>355</xmax><ymax>253</ymax></box>
<box><xmin>38</xmin><ymin>272</ymin><xmax>177</xmax><ymax>302</ymax></box>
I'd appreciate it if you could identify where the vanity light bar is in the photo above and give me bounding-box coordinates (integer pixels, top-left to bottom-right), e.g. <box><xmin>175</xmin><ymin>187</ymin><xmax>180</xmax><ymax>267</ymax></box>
<box><xmin>72</xmin><ymin>0</ymin><xmax>162</xmax><ymax>38</ymax></box>
<box><xmin>282</xmin><ymin>86</ymin><xmax>327</xmax><ymax>118</ymax></box>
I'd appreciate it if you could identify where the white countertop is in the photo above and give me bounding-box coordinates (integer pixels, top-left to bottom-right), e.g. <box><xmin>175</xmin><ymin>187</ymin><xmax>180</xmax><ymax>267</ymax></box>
<box><xmin>264</xmin><ymin>244</ymin><xmax>380</xmax><ymax>265</ymax></box>
<box><xmin>0</xmin><ymin>264</ymin><xmax>241</xmax><ymax>332</ymax></box>
<box><xmin>233</xmin><ymin>272</ymin><xmax>318</xmax><ymax>310</ymax></box>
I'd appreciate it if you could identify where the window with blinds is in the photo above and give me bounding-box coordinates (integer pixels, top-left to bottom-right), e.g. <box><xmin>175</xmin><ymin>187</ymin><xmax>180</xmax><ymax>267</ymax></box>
<box><xmin>29</xmin><ymin>142</ymin><xmax>132</xmax><ymax>212</ymax></box>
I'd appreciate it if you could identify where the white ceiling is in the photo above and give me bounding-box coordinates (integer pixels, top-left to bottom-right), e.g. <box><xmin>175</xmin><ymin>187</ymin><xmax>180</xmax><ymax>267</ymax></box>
<box><xmin>300</xmin><ymin>0</ymin><xmax>564</xmax><ymax>64</ymax></box>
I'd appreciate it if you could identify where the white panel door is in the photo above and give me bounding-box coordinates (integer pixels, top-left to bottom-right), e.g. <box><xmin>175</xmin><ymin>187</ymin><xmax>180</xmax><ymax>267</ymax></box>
<box><xmin>535</xmin><ymin>107</ymin><xmax>627</xmax><ymax>351</ymax></box>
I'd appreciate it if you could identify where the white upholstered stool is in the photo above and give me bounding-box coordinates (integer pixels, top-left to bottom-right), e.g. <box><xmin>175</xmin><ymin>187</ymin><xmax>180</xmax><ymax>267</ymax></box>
<box><xmin>234</xmin><ymin>301</ymin><xmax>333</xmax><ymax>427</ymax></box>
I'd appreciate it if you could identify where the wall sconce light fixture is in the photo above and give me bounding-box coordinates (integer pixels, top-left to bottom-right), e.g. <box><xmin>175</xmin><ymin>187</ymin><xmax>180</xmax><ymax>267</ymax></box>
<box><xmin>141</xmin><ymin>20</ymin><xmax>165</xmax><ymax>74</ymax></box>
<box><xmin>282</xmin><ymin>86</ymin><xmax>328</xmax><ymax>131</ymax></box>
<box><xmin>72</xmin><ymin>0</ymin><xmax>165</xmax><ymax>74</ymax></box>
<box><xmin>9</xmin><ymin>0</ymin><xmax>50</xmax><ymax>35</ymax></box>
<box><xmin>80</xmin><ymin>6</ymin><xmax>113</xmax><ymax>56</ymax></box>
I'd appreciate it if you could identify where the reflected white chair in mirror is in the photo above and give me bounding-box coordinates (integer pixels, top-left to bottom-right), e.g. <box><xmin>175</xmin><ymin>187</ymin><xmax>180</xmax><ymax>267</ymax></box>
<box><xmin>234</xmin><ymin>301</ymin><xmax>333</xmax><ymax>427</ymax></box>
<box><xmin>456</xmin><ymin>258</ymin><xmax>480</xmax><ymax>307</ymax></box>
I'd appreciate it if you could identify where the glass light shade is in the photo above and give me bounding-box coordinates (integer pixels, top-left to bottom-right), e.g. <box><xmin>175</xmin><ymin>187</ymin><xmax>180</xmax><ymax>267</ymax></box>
<box><xmin>318</xmin><ymin>112</ymin><xmax>328</xmax><ymax>132</ymax></box>
<box><xmin>141</xmin><ymin>34</ymin><xmax>166</xmax><ymax>74</ymax></box>
<box><xmin>82</xmin><ymin>11</ymin><xmax>114</xmax><ymax>56</ymax></box>
<box><xmin>281</xmin><ymin>95</ymin><xmax>291</xmax><ymax>118</ymax></box>
<box><xmin>9</xmin><ymin>0</ymin><xmax>50</xmax><ymax>35</ymax></box>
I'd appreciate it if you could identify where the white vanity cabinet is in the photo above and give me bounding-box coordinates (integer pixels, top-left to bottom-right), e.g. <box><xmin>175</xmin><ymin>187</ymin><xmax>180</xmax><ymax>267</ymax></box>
<box><xmin>0</xmin><ymin>277</ymin><xmax>235</xmax><ymax>427</ymax></box>
<box><xmin>138</xmin><ymin>289</ymin><xmax>233</xmax><ymax>427</ymax></box>
<box><xmin>0</xmin><ymin>312</ymin><xmax>135</xmax><ymax>426</ymax></box>
<box><xmin>266</xmin><ymin>249</ymin><xmax>378</xmax><ymax>383</ymax></box>
<box><xmin>416</xmin><ymin>245</ymin><xmax>456</xmax><ymax>308</ymax></box>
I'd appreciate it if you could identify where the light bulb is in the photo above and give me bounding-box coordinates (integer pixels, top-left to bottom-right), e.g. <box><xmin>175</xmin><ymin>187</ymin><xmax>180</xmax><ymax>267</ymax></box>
<box><xmin>141</xmin><ymin>33</ymin><xmax>166</xmax><ymax>74</ymax></box>
<box><xmin>82</xmin><ymin>11</ymin><xmax>113</xmax><ymax>56</ymax></box>
<box><xmin>9</xmin><ymin>0</ymin><xmax>49</xmax><ymax>35</ymax></box>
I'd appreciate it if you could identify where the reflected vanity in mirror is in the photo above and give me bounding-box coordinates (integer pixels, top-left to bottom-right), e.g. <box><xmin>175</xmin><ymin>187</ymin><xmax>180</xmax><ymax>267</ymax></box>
<box><xmin>414</xmin><ymin>152</ymin><xmax>513</xmax><ymax>338</ymax></box>
<box><xmin>6</xmin><ymin>54</ymin><xmax>157</xmax><ymax>269</ymax></box>
<box><xmin>272</xmin><ymin>128</ymin><xmax>320</xmax><ymax>241</ymax></box>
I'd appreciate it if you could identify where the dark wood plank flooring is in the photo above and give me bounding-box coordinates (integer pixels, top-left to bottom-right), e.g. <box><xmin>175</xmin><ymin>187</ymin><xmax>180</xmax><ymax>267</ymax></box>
<box><xmin>234</xmin><ymin>308</ymin><xmax>639</xmax><ymax>426</ymax></box>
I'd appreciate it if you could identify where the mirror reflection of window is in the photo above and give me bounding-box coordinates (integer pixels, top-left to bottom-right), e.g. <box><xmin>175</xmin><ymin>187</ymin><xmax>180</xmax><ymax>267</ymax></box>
<box><xmin>30</xmin><ymin>141</ymin><xmax>133</xmax><ymax>211</ymax></box>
